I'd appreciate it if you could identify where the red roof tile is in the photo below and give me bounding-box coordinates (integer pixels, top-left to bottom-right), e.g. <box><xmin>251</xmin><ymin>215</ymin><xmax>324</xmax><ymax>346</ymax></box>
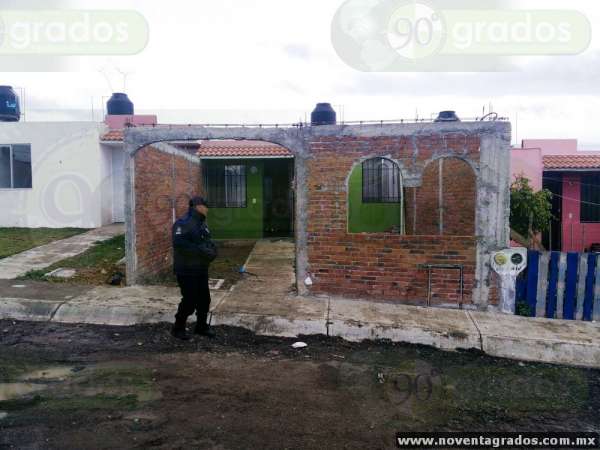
<box><xmin>543</xmin><ymin>155</ymin><xmax>600</xmax><ymax>169</ymax></box>
<box><xmin>101</xmin><ymin>129</ymin><xmax>125</xmax><ymax>142</ymax></box>
<box><xmin>197</xmin><ymin>140</ymin><xmax>292</xmax><ymax>158</ymax></box>
<box><xmin>100</xmin><ymin>132</ymin><xmax>292</xmax><ymax>158</ymax></box>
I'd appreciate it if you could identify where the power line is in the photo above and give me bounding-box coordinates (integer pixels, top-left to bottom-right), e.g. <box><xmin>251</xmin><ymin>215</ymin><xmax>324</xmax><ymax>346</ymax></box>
<box><xmin>541</xmin><ymin>175</ymin><xmax>600</xmax><ymax>189</ymax></box>
<box><xmin>548</xmin><ymin>191</ymin><xmax>600</xmax><ymax>208</ymax></box>
<box><xmin>539</xmin><ymin>175</ymin><xmax>600</xmax><ymax>207</ymax></box>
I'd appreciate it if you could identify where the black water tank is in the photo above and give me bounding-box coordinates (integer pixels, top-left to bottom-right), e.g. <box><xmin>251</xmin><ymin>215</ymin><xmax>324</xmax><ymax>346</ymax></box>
<box><xmin>311</xmin><ymin>103</ymin><xmax>336</xmax><ymax>125</ymax></box>
<box><xmin>434</xmin><ymin>110</ymin><xmax>460</xmax><ymax>122</ymax></box>
<box><xmin>106</xmin><ymin>92</ymin><xmax>134</xmax><ymax>115</ymax></box>
<box><xmin>0</xmin><ymin>86</ymin><xmax>21</xmax><ymax>122</ymax></box>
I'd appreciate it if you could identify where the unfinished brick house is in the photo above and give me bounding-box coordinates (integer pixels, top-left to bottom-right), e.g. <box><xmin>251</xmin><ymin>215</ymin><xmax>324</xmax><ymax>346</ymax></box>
<box><xmin>122</xmin><ymin>118</ymin><xmax>511</xmax><ymax>310</ymax></box>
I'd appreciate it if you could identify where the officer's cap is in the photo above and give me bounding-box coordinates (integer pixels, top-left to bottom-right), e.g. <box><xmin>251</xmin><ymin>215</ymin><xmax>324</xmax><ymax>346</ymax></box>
<box><xmin>189</xmin><ymin>196</ymin><xmax>208</xmax><ymax>208</ymax></box>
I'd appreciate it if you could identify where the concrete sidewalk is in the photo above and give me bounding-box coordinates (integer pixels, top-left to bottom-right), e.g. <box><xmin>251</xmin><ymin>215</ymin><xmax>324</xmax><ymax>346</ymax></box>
<box><xmin>209</xmin><ymin>240</ymin><xmax>600</xmax><ymax>367</ymax></box>
<box><xmin>0</xmin><ymin>279</ymin><xmax>228</xmax><ymax>326</ymax></box>
<box><xmin>1</xmin><ymin>239</ymin><xmax>600</xmax><ymax>368</ymax></box>
<box><xmin>0</xmin><ymin>223</ymin><xmax>125</xmax><ymax>279</ymax></box>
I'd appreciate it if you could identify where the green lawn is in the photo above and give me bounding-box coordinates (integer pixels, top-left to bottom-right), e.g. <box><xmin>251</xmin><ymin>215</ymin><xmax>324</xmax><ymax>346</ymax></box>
<box><xmin>21</xmin><ymin>235</ymin><xmax>126</xmax><ymax>285</ymax></box>
<box><xmin>0</xmin><ymin>227</ymin><xmax>89</xmax><ymax>259</ymax></box>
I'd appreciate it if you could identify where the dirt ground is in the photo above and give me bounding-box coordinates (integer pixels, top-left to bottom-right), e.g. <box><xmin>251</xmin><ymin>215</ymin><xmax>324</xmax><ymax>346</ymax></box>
<box><xmin>0</xmin><ymin>320</ymin><xmax>599</xmax><ymax>450</ymax></box>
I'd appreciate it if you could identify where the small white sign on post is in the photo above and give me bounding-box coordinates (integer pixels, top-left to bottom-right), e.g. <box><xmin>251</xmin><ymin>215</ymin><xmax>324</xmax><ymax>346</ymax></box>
<box><xmin>490</xmin><ymin>248</ymin><xmax>528</xmax><ymax>314</ymax></box>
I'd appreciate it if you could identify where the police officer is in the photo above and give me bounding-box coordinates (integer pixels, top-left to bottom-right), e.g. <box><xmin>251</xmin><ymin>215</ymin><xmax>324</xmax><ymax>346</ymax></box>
<box><xmin>171</xmin><ymin>196</ymin><xmax>218</xmax><ymax>340</ymax></box>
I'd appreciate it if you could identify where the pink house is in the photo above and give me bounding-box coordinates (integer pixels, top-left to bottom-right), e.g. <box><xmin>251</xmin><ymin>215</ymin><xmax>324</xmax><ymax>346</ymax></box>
<box><xmin>511</xmin><ymin>139</ymin><xmax>600</xmax><ymax>252</ymax></box>
<box><xmin>105</xmin><ymin>114</ymin><xmax>158</xmax><ymax>130</ymax></box>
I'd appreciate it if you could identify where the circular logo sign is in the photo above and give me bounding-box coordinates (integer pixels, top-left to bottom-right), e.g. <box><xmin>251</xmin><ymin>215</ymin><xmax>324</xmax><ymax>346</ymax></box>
<box><xmin>511</xmin><ymin>253</ymin><xmax>524</xmax><ymax>265</ymax></box>
<box><xmin>494</xmin><ymin>253</ymin><xmax>508</xmax><ymax>266</ymax></box>
<box><xmin>386</xmin><ymin>2</ymin><xmax>445</xmax><ymax>60</ymax></box>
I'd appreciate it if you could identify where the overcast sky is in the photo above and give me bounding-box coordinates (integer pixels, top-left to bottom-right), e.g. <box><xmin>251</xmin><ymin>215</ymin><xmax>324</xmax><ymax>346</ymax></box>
<box><xmin>1</xmin><ymin>0</ymin><xmax>599</xmax><ymax>147</ymax></box>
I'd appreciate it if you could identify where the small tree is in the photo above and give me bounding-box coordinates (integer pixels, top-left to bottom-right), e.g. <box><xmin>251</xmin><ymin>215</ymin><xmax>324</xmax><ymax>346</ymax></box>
<box><xmin>510</xmin><ymin>175</ymin><xmax>553</xmax><ymax>243</ymax></box>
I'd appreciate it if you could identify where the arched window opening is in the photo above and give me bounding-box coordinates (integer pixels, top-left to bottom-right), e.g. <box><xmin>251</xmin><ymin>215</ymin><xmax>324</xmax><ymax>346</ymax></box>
<box><xmin>413</xmin><ymin>157</ymin><xmax>476</xmax><ymax>236</ymax></box>
<box><xmin>362</xmin><ymin>157</ymin><xmax>402</xmax><ymax>204</ymax></box>
<box><xmin>348</xmin><ymin>157</ymin><xmax>404</xmax><ymax>233</ymax></box>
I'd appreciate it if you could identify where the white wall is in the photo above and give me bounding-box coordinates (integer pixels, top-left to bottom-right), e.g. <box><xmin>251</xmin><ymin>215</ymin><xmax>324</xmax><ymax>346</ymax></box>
<box><xmin>99</xmin><ymin>143</ymin><xmax>114</xmax><ymax>226</ymax></box>
<box><xmin>0</xmin><ymin>122</ymin><xmax>114</xmax><ymax>228</ymax></box>
<box><xmin>110</xmin><ymin>146</ymin><xmax>125</xmax><ymax>222</ymax></box>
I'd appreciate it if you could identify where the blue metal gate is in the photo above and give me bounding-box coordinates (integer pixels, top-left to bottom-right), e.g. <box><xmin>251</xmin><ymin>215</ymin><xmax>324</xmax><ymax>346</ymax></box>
<box><xmin>515</xmin><ymin>250</ymin><xmax>600</xmax><ymax>321</ymax></box>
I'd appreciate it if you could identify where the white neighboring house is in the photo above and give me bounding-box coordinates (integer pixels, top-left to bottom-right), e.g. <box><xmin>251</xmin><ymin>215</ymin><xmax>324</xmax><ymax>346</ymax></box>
<box><xmin>0</xmin><ymin>121</ymin><xmax>125</xmax><ymax>228</ymax></box>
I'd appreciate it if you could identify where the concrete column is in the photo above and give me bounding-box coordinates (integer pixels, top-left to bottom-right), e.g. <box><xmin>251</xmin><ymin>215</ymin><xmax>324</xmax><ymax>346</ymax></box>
<box><xmin>294</xmin><ymin>152</ymin><xmax>309</xmax><ymax>295</ymax></box>
<box><xmin>473</xmin><ymin>126</ymin><xmax>512</xmax><ymax>309</ymax></box>
<box><xmin>123</xmin><ymin>150</ymin><xmax>137</xmax><ymax>285</ymax></box>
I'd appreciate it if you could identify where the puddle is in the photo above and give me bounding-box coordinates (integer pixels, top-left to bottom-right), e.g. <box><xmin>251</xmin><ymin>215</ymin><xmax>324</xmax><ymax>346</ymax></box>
<box><xmin>0</xmin><ymin>364</ymin><xmax>157</xmax><ymax>409</ymax></box>
<box><xmin>0</xmin><ymin>383</ymin><xmax>46</xmax><ymax>401</ymax></box>
<box><xmin>20</xmin><ymin>367</ymin><xmax>75</xmax><ymax>381</ymax></box>
<box><xmin>0</xmin><ymin>366</ymin><xmax>79</xmax><ymax>402</ymax></box>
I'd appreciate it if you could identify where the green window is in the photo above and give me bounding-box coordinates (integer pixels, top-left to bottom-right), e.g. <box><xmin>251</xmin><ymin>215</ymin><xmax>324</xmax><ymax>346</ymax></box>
<box><xmin>204</xmin><ymin>163</ymin><xmax>246</xmax><ymax>208</ymax></box>
<box><xmin>348</xmin><ymin>157</ymin><xmax>404</xmax><ymax>233</ymax></box>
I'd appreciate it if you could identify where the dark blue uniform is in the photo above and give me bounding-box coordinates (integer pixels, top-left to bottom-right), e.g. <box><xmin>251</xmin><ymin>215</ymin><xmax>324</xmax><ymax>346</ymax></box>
<box><xmin>172</xmin><ymin>208</ymin><xmax>217</xmax><ymax>328</ymax></box>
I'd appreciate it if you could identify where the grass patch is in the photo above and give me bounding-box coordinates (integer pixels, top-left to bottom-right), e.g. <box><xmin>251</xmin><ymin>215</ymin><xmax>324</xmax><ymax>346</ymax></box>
<box><xmin>40</xmin><ymin>394</ymin><xmax>139</xmax><ymax>411</ymax></box>
<box><xmin>0</xmin><ymin>394</ymin><xmax>138</xmax><ymax>412</ymax></box>
<box><xmin>442</xmin><ymin>363</ymin><xmax>590</xmax><ymax>415</ymax></box>
<box><xmin>0</xmin><ymin>365</ymin><xmax>153</xmax><ymax>414</ymax></box>
<box><xmin>391</xmin><ymin>357</ymin><xmax>589</xmax><ymax>429</ymax></box>
<box><xmin>77</xmin><ymin>366</ymin><xmax>154</xmax><ymax>389</ymax></box>
<box><xmin>20</xmin><ymin>235</ymin><xmax>126</xmax><ymax>286</ymax></box>
<box><xmin>0</xmin><ymin>359</ymin><xmax>37</xmax><ymax>383</ymax></box>
<box><xmin>340</xmin><ymin>346</ymin><xmax>594</xmax><ymax>432</ymax></box>
<box><xmin>0</xmin><ymin>395</ymin><xmax>44</xmax><ymax>411</ymax></box>
<box><xmin>0</xmin><ymin>227</ymin><xmax>88</xmax><ymax>259</ymax></box>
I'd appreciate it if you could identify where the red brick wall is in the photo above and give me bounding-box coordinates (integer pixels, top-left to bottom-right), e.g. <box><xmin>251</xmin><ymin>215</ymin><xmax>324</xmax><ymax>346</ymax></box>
<box><xmin>131</xmin><ymin>134</ymin><xmax>484</xmax><ymax>304</ymax></box>
<box><xmin>414</xmin><ymin>157</ymin><xmax>476</xmax><ymax>236</ymax></box>
<box><xmin>307</xmin><ymin>134</ymin><xmax>479</xmax><ymax>305</ymax></box>
<box><xmin>133</xmin><ymin>145</ymin><xmax>202</xmax><ymax>282</ymax></box>
<box><xmin>414</xmin><ymin>161</ymin><xmax>440</xmax><ymax>235</ymax></box>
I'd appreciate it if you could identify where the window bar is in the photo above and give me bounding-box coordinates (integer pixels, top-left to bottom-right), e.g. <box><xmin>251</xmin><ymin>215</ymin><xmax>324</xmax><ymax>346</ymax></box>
<box><xmin>399</xmin><ymin>166</ymin><xmax>405</xmax><ymax>234</ymax></box>
<box><xmin>9</xmin><ymin>145</ymin><xmax>13</xmax><ymax>188</ymax></box>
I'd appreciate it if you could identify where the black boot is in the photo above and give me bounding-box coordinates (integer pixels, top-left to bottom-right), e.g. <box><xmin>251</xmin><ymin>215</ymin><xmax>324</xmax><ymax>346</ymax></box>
<box><xmin>170</xmin><ymin>318</ymin><xmax>190</xmax><ymax>341</ymax></box>
<box><xmin>194</xmin><ymin>322</ymin><xmax>216</xmax><ymax>338</ymax></box>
